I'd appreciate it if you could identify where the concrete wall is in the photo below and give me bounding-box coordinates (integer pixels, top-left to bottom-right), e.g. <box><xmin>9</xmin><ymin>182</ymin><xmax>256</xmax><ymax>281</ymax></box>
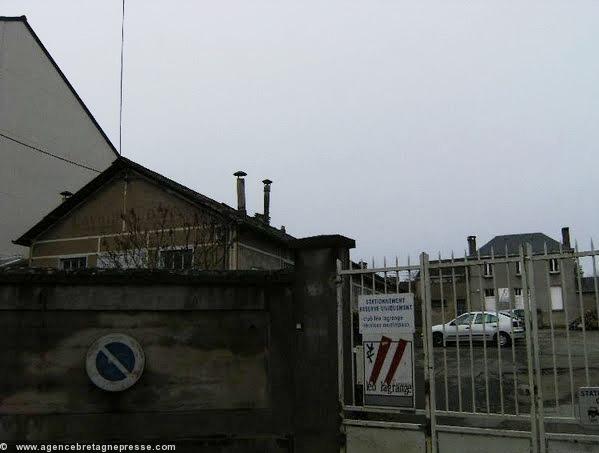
<box><xmin>0</xmin><ymin>18</ymin><xmax>116</xmax><ymax>256</ymax></box>
<box><xmin>0</xmin><ymin>235</ymin><xmax>354</xmax><ymax>452</ymax></box>
<box><xmin>0</xmin><ymin>271</ymin><xmax>292</xmax><ymax>450</ymax></box>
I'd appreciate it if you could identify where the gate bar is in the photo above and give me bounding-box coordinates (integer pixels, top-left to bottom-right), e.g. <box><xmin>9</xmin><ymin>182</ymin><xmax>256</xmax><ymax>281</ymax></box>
<box><xmin>421</xmin><ymin>252</ymin><xmax>438</xmax><ymax>453</ymax></box>
<box><xmin>526</xmin><ymin>243</ymin><xmax>546</xmax><ymax>453</ymax></box>
<box><xmin>521</xmin><ymin>246</ymin><xmax>540</xmax><ymax>453</ymax></box>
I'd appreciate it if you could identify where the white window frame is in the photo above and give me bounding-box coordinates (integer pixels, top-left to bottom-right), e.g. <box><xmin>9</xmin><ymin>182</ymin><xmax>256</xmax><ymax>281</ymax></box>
<box><xmin>60</xmin><ymin>255</ymin><xmax>87</xmax><ymax>271</ymax></box>
<box><xmin>550</xmin><ymin>286</ymin><xmax>564</xmax><ymax>311</ymax></box>
<box><xmin>97</xmin><ymin>249</ymin><xmax>148</xmax><ymax>269</ymax></box>
<box><xmin>515</xmin><ymin>261</ymin><xmax>522</xmax><ymax>276</ymax></box>
<box><xmin>549</xmin><ymin>258</ymin><xmax>560</xmax><ymax>274</ymax></box>
<box><xmin>483</xmin><ymin>262</ymin><xmax>493</xmax><ymax>277</ymax></box>
<box><xmin>159</xmin><ymin>246</ymin><xmax>194</xmax><ymax>270</ymax></box>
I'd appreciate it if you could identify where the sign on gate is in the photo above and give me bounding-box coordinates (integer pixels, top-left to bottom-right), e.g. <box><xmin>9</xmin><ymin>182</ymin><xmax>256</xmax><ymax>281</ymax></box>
<box><xmin>358</xmin><ymin>293</ymin><xmax>415</xmax><ymax>334</ymax></box>
<box><xmin>358</xmin><ymin>293</ymin><xmax>415</xmax><ymax>407</ymax></box>
<box><xmin>362</xmin><ymin>334</ymin><xmax>415</xmax><ymax>407</ymax></box>
<box><xmin>577</xmin><ymin>387</ymin><xmax>599</xmax><ymax>426</ymax></box>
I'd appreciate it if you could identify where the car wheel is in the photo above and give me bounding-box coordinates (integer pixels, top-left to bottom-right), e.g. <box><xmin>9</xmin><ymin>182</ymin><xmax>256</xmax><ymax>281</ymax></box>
<box><xmin>496</xmin><ymin>331</ymin><xmax>511</xmax><ymax>348</ymax></box>
<box><xmin>433</xmin><ymin>332</ymin><xmax>444</xmax><ymax>347</ymax></box>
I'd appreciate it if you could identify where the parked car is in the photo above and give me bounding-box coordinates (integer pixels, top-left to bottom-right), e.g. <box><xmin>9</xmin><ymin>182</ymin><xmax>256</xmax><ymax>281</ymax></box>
<box><xmin>432</xmin><ymin>311</ymin><xmax>525</xmax><ymax>347</ymax></box>
<box><xmin>501</xmin><ymin>308</ymin><xmax>525</xmax><ymax>322</ymax></box>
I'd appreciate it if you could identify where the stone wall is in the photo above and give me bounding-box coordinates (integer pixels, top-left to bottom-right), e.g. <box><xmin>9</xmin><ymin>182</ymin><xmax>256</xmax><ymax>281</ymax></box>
<box><xmin>0</xmin><ymin>235</ymin><xmax>354</xmax><ymax>453</ymax></box>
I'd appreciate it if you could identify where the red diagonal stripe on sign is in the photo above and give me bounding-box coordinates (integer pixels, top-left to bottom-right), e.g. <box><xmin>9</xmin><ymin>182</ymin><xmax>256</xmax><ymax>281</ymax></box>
<box><xmin>384</xmin><ymin>339</ymin><xmax>408</xmax><ymax>385</ymax></box>
<box><xmin>369</xmin><ymin>336</ymin><xmax>392</xmax><ymax>384</ymax></box>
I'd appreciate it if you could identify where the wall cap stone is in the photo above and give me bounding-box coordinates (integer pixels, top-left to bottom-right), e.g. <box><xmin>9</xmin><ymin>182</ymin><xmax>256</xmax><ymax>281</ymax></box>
<box><xmin>0</xmin><ymin>268</ymin><xmax>293</xmax><ymax>286</ymax></box>
<box><xmin>291</xmin><ymin>235</ymin><xmax>355</xmax><ymax>250</ymax></box>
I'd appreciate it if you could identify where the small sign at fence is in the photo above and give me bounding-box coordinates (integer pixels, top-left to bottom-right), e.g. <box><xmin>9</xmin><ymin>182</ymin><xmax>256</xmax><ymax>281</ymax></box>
<box><xmin>577</xmin><ymin>387</ymin><xmax>599</xmax><ymax>426</ymax></box>
<box><xmin>358</xmin><ymin>293</ymin><xmax>415</xmax><ymax>334</ymax></box>
<box><xmin>363</xmin><ymin>334</ymin><xmax>415</xmax><ymax>408</ymax></box>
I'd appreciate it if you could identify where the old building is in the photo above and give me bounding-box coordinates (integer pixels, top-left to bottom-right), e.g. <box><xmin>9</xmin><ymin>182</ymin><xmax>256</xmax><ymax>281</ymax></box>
<box><xmin>577</xmin><ymin>276</ymin><xmax>599</xmax><ymax>315</ymax></box>
<box><xmin>0</xmin><ymin>16</ymin><xmax>117</xmax><ymax>257</ymax></box>
<box><xmin>425</xmin><ymin>228</ymin><xmax>577</xmax><ymax>327</ymax></box>
<box><xmin>14</xmin><ymin>157</ymin><xmax>294</xmax><ymax>270</ymax></box>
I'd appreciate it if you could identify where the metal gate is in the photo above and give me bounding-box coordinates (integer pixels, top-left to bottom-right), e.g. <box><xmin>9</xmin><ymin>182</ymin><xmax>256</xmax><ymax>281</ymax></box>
<box><xmin>337</xmin><ymin>242</ymin><xmax>599</xmax><ymax>453</ymax></box>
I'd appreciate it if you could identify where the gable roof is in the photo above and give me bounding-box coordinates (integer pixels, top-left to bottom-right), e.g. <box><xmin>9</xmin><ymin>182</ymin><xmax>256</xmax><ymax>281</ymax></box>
<box><xmin>478</xmin><ymin>233</ymin><xmax>562</xmax><ymax>256</ymax></box>
<box><xmin>0</xmin><ymin>16</ymin><xmax>119</xmax><ymax>158</ymax></box>
<box><xmin>13</xmin><ymin>157</ymin><xmax>294</xmax><ymax>246</ymax></box>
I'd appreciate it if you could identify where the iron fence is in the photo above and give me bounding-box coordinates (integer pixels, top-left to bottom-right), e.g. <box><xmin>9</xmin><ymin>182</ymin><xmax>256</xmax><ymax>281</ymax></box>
<box><xmin>338</xmin><ymin>241</ymin><xmax>599</xmax><ymax>453</ymax></box>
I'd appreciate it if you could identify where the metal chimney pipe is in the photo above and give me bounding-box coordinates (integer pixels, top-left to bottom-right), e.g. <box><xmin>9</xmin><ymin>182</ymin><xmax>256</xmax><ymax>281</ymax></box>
<box><xmin>262</xmin><ymin>179</ymin><xmax>272</xmax><ymax>224</ymax></box>
<box><xmin>467</xmin><ymin>235</ymin><xmax>477</xmax><ymax>256</ymax></box>
<box><xmin>60</xmin><ymin>190</ymin><xmax>73</xmax><ymax>202</ymax></box>
<box><xmin>561</xmin><ymin>227</ymin><xmax>571</xmax><ymax>250</ymax></box>
<box><xmin>234</xmin><ymin>171</ymin><xmax>247</xmax><ymax>214</ymax></box>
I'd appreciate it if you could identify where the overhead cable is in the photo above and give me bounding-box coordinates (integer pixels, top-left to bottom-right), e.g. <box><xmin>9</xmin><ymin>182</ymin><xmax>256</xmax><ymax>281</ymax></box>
<box><xmin>0</xmin><ymin>132</ymin><xmax>101</xmax><ymax>173</ymax></box>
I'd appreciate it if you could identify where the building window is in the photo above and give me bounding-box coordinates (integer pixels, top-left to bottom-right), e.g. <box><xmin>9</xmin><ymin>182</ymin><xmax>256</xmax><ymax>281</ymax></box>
<box><xmin>97</xmin><ymin>250</ymin><xmax>147</xmax><ymax>269</ymax></box>
<box><xmin>515</xmin><ymin>261</ymin><xmax>522</xmax><ymax>276</ymax></box>
<box><xmin>484</xmin><ymin>288</ymin><xmax>495</xmax><ymax>297</ymax></box>
<box><xmin>549</xmin><ymin>258</ymin><xmax>560</xmax><ymax>273</ymax></box>
<box><xmin>550</xmin><ymin>286</ymin><xmax>563</xmax><ymax>311</ymax></box>
<box><xmin>60</xmin><ymin>257</ymin><xmax>87</xmax><ymax>271</ymax></box>
<box><xmin>483</xmin><ymin>263</ymin><xmax>493</xmax><ymax>277</ymax></box>
<box><xmin>160</xmin><ymin>249</ymin><xmax>193</xmax><ymax>270</ymax></box>
<box><xmin>514</xmin><ymin>288</ymin><xmax>522</xmax><ymax>296</ymax></box>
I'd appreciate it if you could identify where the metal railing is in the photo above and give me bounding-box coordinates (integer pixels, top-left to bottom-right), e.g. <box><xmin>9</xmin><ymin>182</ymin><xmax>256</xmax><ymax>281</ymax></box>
<box><xmin>338</xmin><ymin>241</ymin><xmax>599</xmax><ymax>453</ymax></box>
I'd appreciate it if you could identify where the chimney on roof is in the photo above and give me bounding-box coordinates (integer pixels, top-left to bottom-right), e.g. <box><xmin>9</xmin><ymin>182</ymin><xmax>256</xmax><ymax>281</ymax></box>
<box><xmin>467</xmin><ymin>235</ymin><xmax>477</xmax><ymax>256</ymax></box>
<box><xmin>234</xmin><ymin>171</ymin><xmax>247</xmax><ymax>214</ymax></box>
<box><xmin>561</xmin><ymin>227</ymin><xmax>571</xmax><ymax>250</ymax></box>
<box><xmin>262</xmin><ymin>179</ymin><xmax>272</xmax><ymax>224</ymax></box>
<box><xmin>60</xmin><ymin>190</ymin><xmax>73</xmax><ymax>202</ymax></box>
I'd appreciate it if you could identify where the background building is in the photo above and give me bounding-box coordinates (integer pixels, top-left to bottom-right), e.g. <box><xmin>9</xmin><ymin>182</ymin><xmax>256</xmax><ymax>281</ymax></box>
<box><xmin>0</xmin><ymin>16</ymin><xmax>117</xmax><ymax>257</ymax></box>
<box><xmin>424</xmin><ymin>228</ymin><xmax>577</xmax><ymax>327</ymax></box>
<box><xmin>14</xmin><ymin>157</ymin><xmax>294</xmax><ymax>271</ymax></box>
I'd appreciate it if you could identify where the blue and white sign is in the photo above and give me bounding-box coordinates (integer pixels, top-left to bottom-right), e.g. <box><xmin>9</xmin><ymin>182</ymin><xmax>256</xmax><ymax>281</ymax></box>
<box><xmin>86</xmin><ymin>333</ymin><xmax>145</xmax><ymax>392</ymax></box>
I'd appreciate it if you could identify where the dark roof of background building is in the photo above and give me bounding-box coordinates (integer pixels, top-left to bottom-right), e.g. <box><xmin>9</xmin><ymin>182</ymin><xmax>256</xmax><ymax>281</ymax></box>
<box><xmin>14</xmin><ymin>157</ymin><xmax>294</xmax><ymax>246</ymax></box>
<box><xmin>478</xmin><ymin>233</ymin><xmax>563</xmax><ymax>256</ymax></box>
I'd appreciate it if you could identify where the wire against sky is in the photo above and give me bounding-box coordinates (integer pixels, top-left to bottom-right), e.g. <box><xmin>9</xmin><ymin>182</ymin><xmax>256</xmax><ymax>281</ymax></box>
<box><xmin>119</xmin><ymin>0</ymin><xmax>125</xmax><ymax>155</ymax></box>
<box><xmin>0</xmin><ymin>132</ymin><xmax>101</xmax><ymax>173</ymax></box>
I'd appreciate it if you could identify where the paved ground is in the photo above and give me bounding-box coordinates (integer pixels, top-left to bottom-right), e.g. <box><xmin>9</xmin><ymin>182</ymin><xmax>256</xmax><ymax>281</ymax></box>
<box><xmin>424</xmin><ymin>330</ymin><xmax>599</xmax><ymax>416</ymax></box>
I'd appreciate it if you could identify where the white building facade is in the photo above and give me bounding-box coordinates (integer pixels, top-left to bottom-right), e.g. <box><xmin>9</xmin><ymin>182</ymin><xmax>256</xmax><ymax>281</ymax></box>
<box><xmin>0</xmin><ymin>16</ymin><xmax>117</xmax><ymax>257</ymax></box>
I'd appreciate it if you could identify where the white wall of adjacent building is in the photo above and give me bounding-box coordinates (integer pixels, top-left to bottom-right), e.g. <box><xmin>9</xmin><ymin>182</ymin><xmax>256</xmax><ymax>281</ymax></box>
<box><xmin>0</xmin><ymin>18</ymin><xmax>116</xmax><ymax>256</ymax></box>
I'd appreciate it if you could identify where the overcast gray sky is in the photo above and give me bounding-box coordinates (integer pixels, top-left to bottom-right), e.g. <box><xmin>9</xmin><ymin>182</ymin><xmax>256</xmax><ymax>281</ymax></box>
<box><xmin>3</xmin><ymin>0</ymin><xmax>599</xmax><ymax>262</ymax></box>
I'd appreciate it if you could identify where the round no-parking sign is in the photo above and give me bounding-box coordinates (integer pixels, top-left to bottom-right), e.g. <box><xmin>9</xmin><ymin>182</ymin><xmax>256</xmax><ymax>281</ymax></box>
<box><xmin>86</xmin><ymin>333</ymin><xmax>145</xmax><ymax>392</ymax></box>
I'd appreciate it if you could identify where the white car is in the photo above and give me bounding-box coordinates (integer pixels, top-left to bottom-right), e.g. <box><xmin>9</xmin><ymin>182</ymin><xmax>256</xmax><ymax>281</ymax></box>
<box><xmin>432</xmin><ymin>311</ymin><xmax>525</xmax><ymax>347</ymax></box>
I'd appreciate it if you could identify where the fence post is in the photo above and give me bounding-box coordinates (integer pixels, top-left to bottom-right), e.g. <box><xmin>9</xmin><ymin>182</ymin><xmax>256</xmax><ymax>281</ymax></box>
<box><xmin>526</xmin><ymin>243</ymin><xmax>547</xmax><ymax>453</ymax></box>
<box><xmin>337</xmin><ymin>258</ymin><xmax>345</xmax><ymax>408</ymax></box>
<box><xmin>521</xmin><ymin>245</ymin><xmax>540</xmax><ymax>453</ymax></box>
<box><xmin>292</xmin><ymin>234</ymin><xmax>355</xmax><ymax>452</ymax></box>
<box><xmin>420</xmin><ymin>252</ymin><xmax>437</xmax><ymax>453</ymax></box>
